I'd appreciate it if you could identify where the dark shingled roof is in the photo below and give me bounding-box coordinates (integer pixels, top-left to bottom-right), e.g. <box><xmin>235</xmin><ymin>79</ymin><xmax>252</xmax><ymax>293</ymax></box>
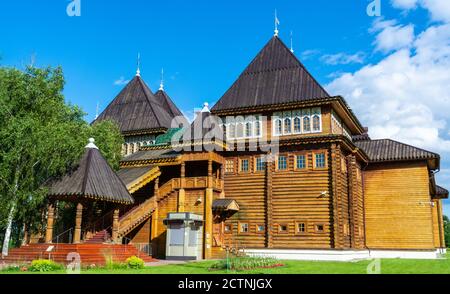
<box><xmin>49</xmin><ymin>142</ymin><xmax>134</xmax><ymax>204</ymax></box>
<box><xmin>95</xmin><ymin>76</ymin><xmax>175</xmax><ymax>134</ymax></box>
<box><xmin>436</xmin><ymin>185</ymin><xmax>449</xmax><ymax>199</ymax></box>
<box><xmin>117</xmin><ymin>166</ymin><xmax>156</xmax><ymax>187</ymax></box>
<box><xmin>354</xmin><ymin>139</ymin><xmax>439</xmax><ymax>163</ymax></box>
<box><xmin>212</xmin><ymin>36</ymin><xmax>330</xmax><ymax>112</ymax></box>
<box><xmin>154</xmin><ymin>89</ymin><xmax>183</xmax><ymax>117</ymax></box>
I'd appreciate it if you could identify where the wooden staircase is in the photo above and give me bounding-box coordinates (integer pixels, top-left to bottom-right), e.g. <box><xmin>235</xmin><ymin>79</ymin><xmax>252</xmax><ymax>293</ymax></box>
<box><xmin>117</xmin><ymin>178</ymin><xmax>180</xmax><ymax>238</ymax></box>
<box><xmin>84</xmin><ymin>230</ymin><xmax>110</xmax><ymax>244</ymax></box>
<box><xmin>0</xmin><ymin>244</ymin><xmax>155</xmax><ymax>266</ymax></box>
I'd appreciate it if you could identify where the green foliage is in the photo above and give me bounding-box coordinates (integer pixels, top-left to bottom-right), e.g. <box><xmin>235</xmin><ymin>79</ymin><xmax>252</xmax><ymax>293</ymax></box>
<box><xmin>28</xmin><ymin>259</ymin><xmax>63</xmax><ymax>272</ymax></box>
<box><xmin>210</xmin><ymin>256</ymin><xmax>282</xmax><ymax>271</ymax></box>
<box><xmin>126</xmin><ymin>256</ymin><xmax>145</xmax><ymax>269</ymax></box>
<box><xmin>0</xmin><ymin>66</ymin><xmax>123</xmax><ymax>248</ymax></box>
<box><xmin>443</xmin><ymin>215</ymin><xmax>450</xmax><ymax>248</ymax></box>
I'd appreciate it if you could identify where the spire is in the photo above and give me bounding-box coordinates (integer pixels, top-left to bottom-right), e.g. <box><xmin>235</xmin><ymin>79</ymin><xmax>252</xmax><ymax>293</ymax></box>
<box><xmin>136</xmin><ymin>53</ymin><xmax>141</xmax><ymax>77</ymax></box>
<box><xmin>95</xmin><ymin>102</ymin><xmax>99</xmax><ymax>120</ymax></box>
<box><xmin>85</xmin><ymin>138</ymin><xmax>99</xmax><ymax>149</ymax></box>
<box><xmin>159</xmin><ymin>68</ymin><xmax>164</xmax><ymax>91</ymax></box>
<box><xmin>290</xmin><ymin>31</ymin><xmax>294</xmax><ymax>53</ymax></box>
<box><xmin>274</xmin><ymin>9</ymin><xmax>280</xmax><ymax>37</ymax></box>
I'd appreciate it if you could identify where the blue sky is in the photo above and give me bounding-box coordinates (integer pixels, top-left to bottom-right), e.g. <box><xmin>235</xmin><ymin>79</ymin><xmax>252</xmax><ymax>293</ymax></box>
<box><xmin>1</xmin><ymin>0</ymin><xmax>450</xmax><ymax>214</ymax></box>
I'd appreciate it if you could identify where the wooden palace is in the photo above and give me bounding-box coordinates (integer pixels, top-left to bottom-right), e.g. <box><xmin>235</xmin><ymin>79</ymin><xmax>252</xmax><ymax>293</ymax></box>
<box><xmin>8</xmin><ymin>33</ymin><xmax>449</xmax><ymax>262</ymax></box>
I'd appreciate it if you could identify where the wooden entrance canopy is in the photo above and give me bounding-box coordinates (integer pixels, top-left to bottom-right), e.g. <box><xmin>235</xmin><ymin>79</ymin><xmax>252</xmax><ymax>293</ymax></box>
<box><xmin>46</xmin><ymin>138</ymin><xmax>134</xmax><ymax>244</ymax></box>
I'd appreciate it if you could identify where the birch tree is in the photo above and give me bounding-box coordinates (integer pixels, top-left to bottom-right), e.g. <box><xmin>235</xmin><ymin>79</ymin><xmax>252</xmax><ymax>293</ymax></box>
<box><xmin>0</xmin><ymin>66</ymin><xmax>123</xmax><ymax>255</ymax></box>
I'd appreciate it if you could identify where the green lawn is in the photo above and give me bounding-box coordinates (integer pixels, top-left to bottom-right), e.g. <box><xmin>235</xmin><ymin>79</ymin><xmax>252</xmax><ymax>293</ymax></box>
<box><xmin>3</xmin><ymin>255</ymin><xmax>450</xmax><ymax>274</ymax></box>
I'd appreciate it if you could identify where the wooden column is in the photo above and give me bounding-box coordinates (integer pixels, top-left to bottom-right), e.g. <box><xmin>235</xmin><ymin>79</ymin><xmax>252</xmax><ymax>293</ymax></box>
<box><xmin>178</xmin><ymin>162</ymin><xmax>186</xmax><ymax>212</ymax></box>
<box><xmin>220</xmin><ymin>163</ymin><xmax>225</xmax><ymax>198</ymax></box>
<box><xmin>347</xmin><ymin>154</ymin><xmax>356</xmax><ymax>249</ymax></box>
<box><xmin>45</xmin><ymin>203</ymin><xmax>55</xmax><ymax>243</ymax></box>
<box><xmin>265</xmin><ymin>155</ymin><xmax>274</xmax><ymax>248</ymax></box>
<box><xmin>151</xmin><ymin>177</ymin><xmax>160</xmax><ymax>256</ymax></box>
<box><xmin>112</xmin><ymin>209</ymin><xmax>120</xmax><ymax>244</ymax></box>
<box><xmin>73</xmin><ymin>203</ymin><xmax>83</xmax><ymax>244</ymax></box>
<box><xmin>204</xmin><ymin>159</ymin><xmax>213</xmax><ymax>259</ymax></box>
<box><xmin>330</xmin><ymin>144</ymin><xmax>342</xmax><ymax>249</ymax></box>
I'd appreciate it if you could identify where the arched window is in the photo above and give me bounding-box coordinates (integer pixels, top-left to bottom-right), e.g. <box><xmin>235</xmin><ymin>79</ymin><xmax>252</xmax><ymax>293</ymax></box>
<box><xmin>274</xmin><ymin>119</ymin><xmax>282</xmax><ymax>136</ymax></box>
<box><xmin>284</xmin><ymin>118</ymin><xmax>292</xmax><ymax>134</ymax></box>
<box><xmin>245</xmin><ymin>122</ymin><xmax>253</xmax><ymax>137</ymax></box>
<box><xmin>229</xmin><ymin>123</ymin><xmax>236</xmax><ymax>138</ymax></box>
<box><xmin>312</xmin><ymin>115</ymin><xmax>321</xmax><ymax>132</ymax></box>
<box><xmin>303</xmin><ymin>116</ymin><xmax>311</xmax><ymax>133</ymax></box>
<box><xmin>236</xmin><ymin>123</ymin><xmax>244</xmax><ymax>138</ymax></box>
<box><xmin>294</xmin><ymin>117</ymin><xmax>301</xmax><ymax>133</ymax></box>
<box><xmin>254</xmin><ymin>120</ymin><xmax>261</xmax><ymax>137</ymax></box>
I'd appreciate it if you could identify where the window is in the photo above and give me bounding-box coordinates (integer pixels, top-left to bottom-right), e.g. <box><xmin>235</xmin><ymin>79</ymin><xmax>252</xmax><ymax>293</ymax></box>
<box><xmin>303</xmin><ymin>116</ymin><xmax>311</xmax><ymax>133</ymax></box>
<box><xmin>315</xmin><ymin>153</ymin><xmax>326</xmax><ymax>168</ymax></box>
<box><xmin>284</xmin><ymin>118</ymin><xmax>292</xmax><ymax>134</ymax></box>
<box><xmin>278</xmin><ymin>155</ymin><xmax>287</xmax><ymax>170</ymax></box>
<box><xmin>294</xmin><ymin>117</ymin><xmax>302</xmax><ymax>133</ymax></box>
<box><xmin>315</xmin><ymin>224</ymin><xmax>325</xmax><ymax>233</ymax></box>
<box><xmin>240</xmin><ymin>159</ymin><xmax>249</xmax><ymax>172</ymax></box>
<box><xmin>229</xmin><ymin>124</ymin><xmax>236</xmax><ymax>138</ymax></box>
<box><xmin>312</xmin><ymin>115</ymin><xmax>321</xmax><ymax>132</ymax></box>
<box><xmin>224</xmin><ymin>224</ymin><xmax>232</xmax><ymax>234</ymax></box>
<box><xmin>225</xmin><ymin>160</ymin><xmax>234</xmax><ymax>174</ymax></box>
<box><xmin>256</xmin><ymin>157</ymin><xmax>266</xmax><ymax>172</ymax></box>
<box><xmin>239</xmin><ymin>222</ymin><xmax>249</xmax><ymax>234</ymax></box>
<box><xmin>245</xmin><ymin>122</ymin><xmax>253</xmax><ymax>137</ymax></box>
<box><xmin>274</xmin><ymin>119</ymin><xmax>282</xmax><ymax>136</ymax></box>
<box><xmin>254</xmin><ymin>120</ymin><xmax>261</xmax><ymax>137</ymax></box>
<box><xmin>278</xmin><ymin>224</ymin><xmax>288</xmax><ymax>233</ymax></box>
<box><xmin>236</xmin><ymin>123</ymin><xmax>244</xmax><ymax>138</ymax></box>
<box><xmin>296</xmin><ymin>155</ymin><xmax>306</xmax><ymax>169</ymax></box>
<box><xmin>296</xmin><ymin>222</ymin><xmax>307</xmax><ymax>234</ymax></box>
<box><xmin>256</xmin><ymin>224</ymin><xmax>265</xmax><ymax>233</ymax></box>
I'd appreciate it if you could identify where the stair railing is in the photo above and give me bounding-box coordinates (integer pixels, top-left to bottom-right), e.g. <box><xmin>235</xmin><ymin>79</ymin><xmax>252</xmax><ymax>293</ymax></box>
<box><xmin>51</xmin><ymin>227</ymin><xmax>74</xmax><ymax>254</ymax></box>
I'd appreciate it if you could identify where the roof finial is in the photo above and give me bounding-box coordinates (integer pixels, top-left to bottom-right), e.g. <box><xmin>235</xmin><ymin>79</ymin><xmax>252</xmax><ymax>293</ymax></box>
<box><xmin>201</xmin><ymin>102</ymin><xmax>210</xmax><ymax>113</ymax></box>
<box><xmin>290</xmin><ymin>31</ymin><xmax>294</xmax><ymax>53</ymax></box>
<box><xmin>85</xmin><ymin>138</ymin><xmax>99</xmax><ymax>149</ymax></box>
<box><xmin>136</xmin><ymin>53</ymin><xmax>141</xmax><ymax>77</ymax></box>
<box><xmin>95</xmin><ymin>102</ymin><xmax>99</xmax><ymax>120</ymax></box>
<box><xmin>159</xmin><ymin>68</ymin><xmax>164</xmax><ymax>91</ymax></box>
<box><xmin>274</xmin><ymin>9</ymin><xmax>280</xmax><ymax>37</ymax></box>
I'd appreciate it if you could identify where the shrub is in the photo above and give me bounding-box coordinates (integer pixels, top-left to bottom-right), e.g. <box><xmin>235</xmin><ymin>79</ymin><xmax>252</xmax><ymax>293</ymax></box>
<box><xmin>28</xmin><ymin>259</ymin><xmax>63</xmax><ymax>272</ymax></box>
<box><xmin>105</xmin><ymin>258</ymin><xmax>127</xmax><ymax>270</ymax></box>
<box><xmin>210</xmin><ymin>256</ymin><xmax>282</xmax><ymax>271</ymax></box>
<box><xmin>126</xmin><ymin>256</ymin><xmax>145</xmax><ymax>269</ymax></box>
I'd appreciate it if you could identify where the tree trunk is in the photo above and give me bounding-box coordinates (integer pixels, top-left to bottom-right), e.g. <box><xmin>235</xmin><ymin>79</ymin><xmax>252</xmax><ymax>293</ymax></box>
<box><xmin>2</xmin><ymin>202</ymin><xmax>16</xmax><ymax>256</ymax></box>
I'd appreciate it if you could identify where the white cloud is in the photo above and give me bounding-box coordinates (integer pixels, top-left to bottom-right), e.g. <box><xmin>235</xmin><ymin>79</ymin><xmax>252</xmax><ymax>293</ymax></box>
<box><xmin>113</xmin><ymin>76</ymin><xmax>130</xmax><ymax>86</ymax></box>
<box><xmin>300</xmin><ymin>49</ymin><xmax>321</xmax><ymax>60</ymax></box>
<box><xmin>372</xmin><ymin>22</ymin><xmax>415</xmax><ymax>53</ymax></box>
<box><xmin>391</xmin><ymin>0</ymin><xmax>450</xmax><ymax>23</ymax></box>
<box><xmin>327</xmin><ymin>23</ymin><xmax>450</xmax><ymax>153</ymax></box>
<box><xmin>320</xmin><ymin>52</ymin><xmax>366</xmax><ymax>65</ymax></box>
<box><xmin>391</xmin><ymin>0</ymin><xmax>418</xmax><ymax>10</ymax></box>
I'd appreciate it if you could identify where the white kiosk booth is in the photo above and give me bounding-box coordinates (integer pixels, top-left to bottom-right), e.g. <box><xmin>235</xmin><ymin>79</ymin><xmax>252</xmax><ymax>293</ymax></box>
<box><xmin>163</xmin><ymin>212</ymin><xmax>203</xmax><ymax>260</ymax></box>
